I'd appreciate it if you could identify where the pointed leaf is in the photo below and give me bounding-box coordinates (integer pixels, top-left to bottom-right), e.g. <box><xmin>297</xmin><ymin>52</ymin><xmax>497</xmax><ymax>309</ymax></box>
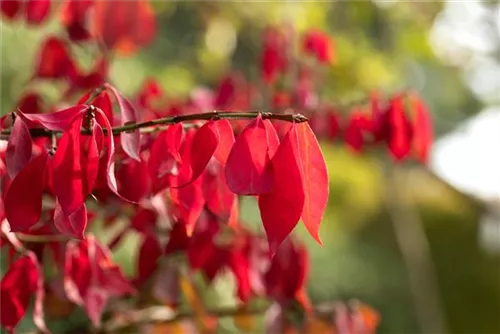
<box><xmin>258</xmin><ymin>124</ymin><xmax>305</xmax><ymax>255</ymax></box>
<box><xmin>6</xmin><ymin>116</ymin><xmax>32</xmax><ymax>179</ymax></box>
<box><xmin>213</xmin><ymin>119</ymin><xmax>235</xmax><ymax>164</ymax></box>
<box><xmin>34</xmin><ymin>37</ymin><xmax>76</xmax><ymax>80</ymax></box>
<box><xmin>295</xmin><ymin>122</ymin><xmax>328</xmax><ymax>245</ymax></box>
<box><xmin>136</xmin><ymin>235</ymin><xmax>162</xmax><ymax>285</ymax></box>
<box><xmin>5</xmin><ymin>152</ymin><xmax>49</xmax><ymax>232</ymax></box>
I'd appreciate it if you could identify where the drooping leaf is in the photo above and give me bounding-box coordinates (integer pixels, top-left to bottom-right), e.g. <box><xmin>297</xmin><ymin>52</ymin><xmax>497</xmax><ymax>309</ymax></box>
<box><xmin>295</xmin><ymin>122</ymin><xmax>328</xmax><ymax>245</ymax></box>
<box><xmin>225</xmin><ymin>115</ymin><xmax>274</xmax><ymax>195</ymax></box>
<box><xmin>213</xmin><ymin>119</ymin><xmax>235</xmax><ymax>164</ymax></box>
<box><xmin>258</xmin><ymin>124</ymin><xmax>305</xmax><ymax>255</ymax></box>
<box><xmin>52</xmin><ymin>114</ymin><xmax>86</xmax><ymax>216</ymax></box>
<box><xmin>203</xmin><ymin>160</ymin><xmax>235</xmax><ymax>220</ymax></box>
<box><xmin>6</xmin><ymin>116</ymin><xmax>32</xmax><ymax>179</ymax></box>
<box><xmin>410</xmin><ymin>93</ymin><xmax>433</xmax><ymax>164</ymax></box>
<box><xmin>106</xmin><ymin>84</ymin><xmax>141</xmax><ymax>161</ymax></box>
<box><xmin>116</xmin><ymin>157</ymin><xmax>151</xmax><ymax>202</ymax></box>
<box><xmin>165</xmin><ymin>123</ymin><xmax>184</xmax><ymax>163</ymax></box>
<box><xmin>5</xmin><ymin>151</ymin><xmax>49</xmax><ymax>232</ymax></box>
<box><xmin>171</xmin><ymin>121</ymin><xmax>219</xmax><ymax>188</ymax></box>
<box><xmin>53</xmin><ymin>200</ymin><xmax>88</xmax><ymax>239</ymax></box>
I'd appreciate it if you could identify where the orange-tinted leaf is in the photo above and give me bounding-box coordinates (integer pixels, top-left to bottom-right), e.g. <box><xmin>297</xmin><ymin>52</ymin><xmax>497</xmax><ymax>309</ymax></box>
<box><xmin>295</xmin><ymin>122</ymin><xmax>328</xmax><ymax>245</ymax></box>
<box><xmin>5</xmin><ymin>151</ymin><xmax>49</xmax><ymax>232</ymax></box>
<box><xmin>258</xmin><ymin>124</ymin><xmax>305</xmax><ymax>255</ymax></box>
<box><xmin>6</xmin><ymin>116</ymin><xmax>32</xmax><ymax>179</ymax></box>
<box><xmin>233</xmin><ymin>310</ymin><xmax>256</xmax><ymax>333</ymax></box>
<box><xmin>225</xmin><ymin>115</ymin><xmax>274</xmax><ymax>195</ymax></box>
<box><xmin>410</xmin><ymin>93</ymin><xmax>433</xmax><ymax>164</ymax></box>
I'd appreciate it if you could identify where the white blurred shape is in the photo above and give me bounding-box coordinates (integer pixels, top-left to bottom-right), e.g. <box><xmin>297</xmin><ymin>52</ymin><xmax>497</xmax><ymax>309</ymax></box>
<box><xmin>431</xmin><ymin>107</ymin><xmax>500</xmax><ymax>201</ymax></box>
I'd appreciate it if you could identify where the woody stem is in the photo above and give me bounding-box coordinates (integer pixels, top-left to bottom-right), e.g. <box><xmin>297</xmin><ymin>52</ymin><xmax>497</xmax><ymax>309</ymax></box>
<box><xmin>0</xmin><ymin>110</ymin><xmax>307</xmax><ymax>139</ymax></box>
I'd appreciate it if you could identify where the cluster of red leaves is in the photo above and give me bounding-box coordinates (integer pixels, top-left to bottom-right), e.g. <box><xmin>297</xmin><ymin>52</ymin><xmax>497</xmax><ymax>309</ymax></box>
<box><xmin>1</xmin><ymin>0</ymin><xmax>156</xmax><ymax>55</ymax></box>
<box><xmin>0</xmin><ymin>4</ymin><xmax>432</xmax><ymax>333</ymax></box>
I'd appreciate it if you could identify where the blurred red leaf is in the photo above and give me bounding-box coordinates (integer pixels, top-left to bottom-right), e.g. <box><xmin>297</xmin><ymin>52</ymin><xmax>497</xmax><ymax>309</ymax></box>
<box><xmin>34</xmin><ymin>37</ymin><xmax>76</xmax><ymax>80</ymax></box>
<box><xmin>0</xmin><ymin>0</ymin><xmax>21</xmax><ymax>20</ymax></box>
<box><xmin>25</xmin><ymin>0</ymin><xmax>51</xmax><ymax>25</ymax></box>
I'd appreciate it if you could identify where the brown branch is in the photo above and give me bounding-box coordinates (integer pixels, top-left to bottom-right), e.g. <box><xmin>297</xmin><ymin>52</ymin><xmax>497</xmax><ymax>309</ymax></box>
<box><xmin>0</xmin><ymin>110</ymin><xmax>308</xmax><ymax>140</ymax></box>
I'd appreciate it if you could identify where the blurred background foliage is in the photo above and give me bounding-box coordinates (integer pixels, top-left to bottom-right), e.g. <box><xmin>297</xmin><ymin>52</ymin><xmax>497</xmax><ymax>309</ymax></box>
<box><xmin>1</xmin><ymin>1</ymin><xmax>499</xmax><ymax>334</ymax></box>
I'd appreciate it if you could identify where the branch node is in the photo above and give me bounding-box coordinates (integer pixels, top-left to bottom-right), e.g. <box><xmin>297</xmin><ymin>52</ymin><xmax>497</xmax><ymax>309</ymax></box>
<box><xmin>293</xmin><ymin>113</ymin><xmax>308</xmax><ymax>123</ymax></box>
<box><xmin>261</xmin><ymin>111</ymin><xmax>273</xmax><ymax>119</ymax></box>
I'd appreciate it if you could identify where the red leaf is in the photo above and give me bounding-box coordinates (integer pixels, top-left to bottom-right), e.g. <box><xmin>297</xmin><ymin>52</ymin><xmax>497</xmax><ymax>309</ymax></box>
<box><xmin>106</xmin><ymin>84</ymin><xmax>141</xmax><ymax>161</ymax></box>
<box><xmin>264</xmin><ymin>239</ymin><xmax>309</xmax><ymax>303</ymax></box>
<box><xmin>165</xmin><ymin>123</ymin><xmax>184</xmax><ymax>163</ymax></box>
<box><xmin>5</xmin><ymin>151</ymin><xmax>49</xmax><ymax>232</ymax></box>
<box><xmin>136</xmin><ymin>235</ymin><xmax>162</xmax><ymax>285</ymax></box>
<box><xmin>59</xmin><ymin>0</ymin><xmax>93</xmax><ymax>41</ymax></box>
<box><xmin>18</xmin><ymin>105</ymin><xmax>86</xmax><ymax>131</ymax></box>
<box><xmin>91</xmin><ymin>0</ymin><xmax>156</xmax><ymax>55</ymax></box>
<box><xmin>258</xmin><ymin>124</ymin><xmax>305</xmax><ymax>255</ymax></box>
<box><xmin>263</xmin><ymin>119</ymin><xmax>280</xmax><ymax>158</ymax></box>
<box><xmin>0</xmin><ymin>252</ymin><xmax>47</xmax><ymax>333</ymax></box>
<box><xmin>344</xmin><ymin>113</ymin><xmax>364</xmax><ymax>153</ymax></box>
<box><xmin>116</xmin><ymin>157</ymin><xmax>151</xmax><ymax>202</ymax></box>
<box><xmin>203</xmin><ymin>161</ymin><xmax>235</xmax><ymax>219</ymax></box>
<box><xmin>53</xmin><ymin>200</ymin><xmax>88</xmax><ymax>239</ymax></box>
<box><xmin>94</xmin><ymin>108</ymin><xmax>134</xmax><ymax>203</ymax></box>
<box><xmin>52</xmin><ymin>115</ymin><xmax>86</xmax><ymax>215</ymax></box>
<box><xmin>295</xmin><ymin>122</ymin><xmax>328</xmax><ymax>245</ymax></box>
<box><xmin>16</xmin><ymin>92</ymin><xmax>44</xmax><ymax>114</ymax></box>
<box><xmin>6</xmin><ymin>116</ymin><xmax>32</xmax><ymax>179</ymax></box>
<box><xmin>170</xmin><ymin>178</ymin><xmax>205</xmax><ymax>236</ymax></box>
<box><xmin>225</xmin><ymin>115</ymin><xmax>274</xmax><ymax>195</ymax></box>
<box><xmin>25</xmin><ymin>0</ymin><xmax>51</xmax><ymax>25</ymax></box>
<box><xmin>387</xmin><ymin>96</ymin><xmax>412</xmax><ymax>161</ymax></box>
<box><xmin>34</xmin><ymin>37</ymin><xmax>76</xmax><ymax>80</ymax></box>
<box><xmin>302</xmin><ymin>29</ymin><xmax>334</xmax><ymax>64</ymax></box>
<box><xmin>213</xmin><ymin>119</ymin><xmax>235</xmax><ymax>164</ymax></box>
<box><xmin>410</xmin><ymin>93</ymin><xmax>433</xmax><ymax>164</ymax></box>
<box><xmin>0</xmin><ymin>0</ymin><xmax>21</xmax><ymax>20</ymax></box>
<box><xmin>172</xmin><ymin>121</ymin><xmax>219</xmax><ymax>188</ymax></box>
<box><xmin>148</xmin><ymin>130</ymin><xmax>175</xmax><ymax>194</ymax></box>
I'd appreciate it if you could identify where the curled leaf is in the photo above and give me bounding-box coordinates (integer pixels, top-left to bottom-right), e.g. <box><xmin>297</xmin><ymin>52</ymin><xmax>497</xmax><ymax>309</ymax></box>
<box><xmin>106</xmin><ymin>84</ymin><xmax>141</xmax><ymax>161</ymax></box>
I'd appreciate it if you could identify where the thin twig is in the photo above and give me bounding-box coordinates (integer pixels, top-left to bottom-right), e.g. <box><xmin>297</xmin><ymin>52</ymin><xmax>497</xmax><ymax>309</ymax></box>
<box><xmin>0</xmin><ymin>110</ymin><xmax>307</xmax><ymax>139</ymax></box>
